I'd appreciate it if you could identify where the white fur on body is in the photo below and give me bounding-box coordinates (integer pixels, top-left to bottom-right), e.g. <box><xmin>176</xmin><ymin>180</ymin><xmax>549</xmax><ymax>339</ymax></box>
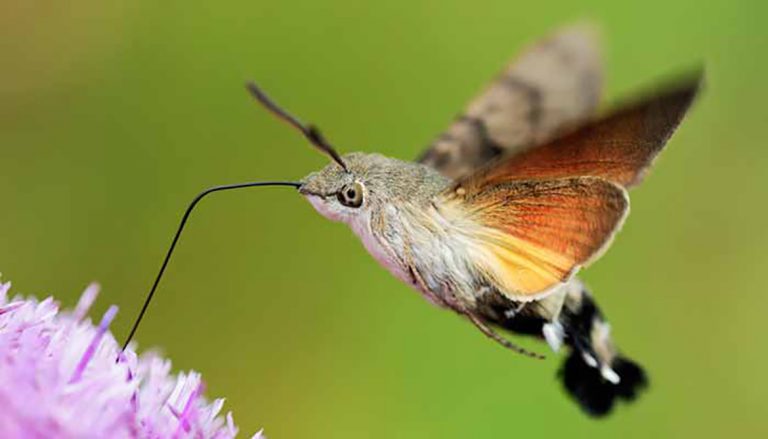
<box><xmin>307</xmin><ymin>193</ymin><xmax>527</xmax><ymax>310</ymax></box>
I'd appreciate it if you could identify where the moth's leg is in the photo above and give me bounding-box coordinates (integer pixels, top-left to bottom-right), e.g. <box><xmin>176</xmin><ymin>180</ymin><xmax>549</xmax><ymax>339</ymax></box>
<box><xmin>463</xmin><ymin>311</ymin><xmax>545</xmax><ymax>359</ymax></box>
<box><xmin>447</xmin><ymin>285</ymin><xmax>544</xmax><ymax>359</ymax></box>
<box><xmin>490</xmin><ymin>288</ymin><xmax>567</xmax><ymax>353</ymax></box>
<box><xmin>397</xmin><ymin>229</ymin><xmax>543</xmax><ymax>359</ymax></box>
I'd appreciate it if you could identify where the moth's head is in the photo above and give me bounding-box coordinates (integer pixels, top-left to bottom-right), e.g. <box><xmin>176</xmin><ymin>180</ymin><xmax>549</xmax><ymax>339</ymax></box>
<box><xmin>299</xmin><ymin>152</ymin><xmax>446</xmax><ymax>224</ymax></box>
<box><xmin>299</xmin><ymin>152</ymin><xmax>389</xmax><ymax>223</ymax></box>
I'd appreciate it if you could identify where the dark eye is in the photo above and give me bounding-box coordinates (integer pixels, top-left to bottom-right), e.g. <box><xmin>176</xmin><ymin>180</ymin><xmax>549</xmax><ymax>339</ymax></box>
<box><xmin>337</xmin><ymin>182</ymin><xmax>364</xmax><ymax>208</ymax></box>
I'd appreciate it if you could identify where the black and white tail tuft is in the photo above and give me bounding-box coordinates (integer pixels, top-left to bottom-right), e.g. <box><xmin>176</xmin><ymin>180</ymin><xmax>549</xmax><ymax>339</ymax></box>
<box><xmin>557</xmin><ymin>281</ymin><xmax>648</xmax><ymax>417</ymax></box>
<box><xmin>560</xmin><ymin>350</ymin><xmax>647</xmax><ymax>416</ymax></box>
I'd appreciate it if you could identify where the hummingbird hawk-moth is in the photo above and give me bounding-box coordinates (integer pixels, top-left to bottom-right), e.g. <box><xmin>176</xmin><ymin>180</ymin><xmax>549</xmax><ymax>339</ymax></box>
<box><xmin>124</xmin><ymin>25</ymin><xmax>701</xmax><ymax>417</ymax></box>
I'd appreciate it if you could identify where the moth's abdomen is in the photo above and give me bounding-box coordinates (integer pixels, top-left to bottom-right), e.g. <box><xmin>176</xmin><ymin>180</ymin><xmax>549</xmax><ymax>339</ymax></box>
<box><xmin>482</xmin><ymin>279</ymin><xmax>648</xmax><ymax>417</ymax></box>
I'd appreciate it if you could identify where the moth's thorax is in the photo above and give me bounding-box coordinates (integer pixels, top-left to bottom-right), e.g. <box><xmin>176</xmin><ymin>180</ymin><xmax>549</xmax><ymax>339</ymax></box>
<box><xmin>369</xmin><ymin>201</ymin><xmax>497</xmax><ymax>308</ymax></box>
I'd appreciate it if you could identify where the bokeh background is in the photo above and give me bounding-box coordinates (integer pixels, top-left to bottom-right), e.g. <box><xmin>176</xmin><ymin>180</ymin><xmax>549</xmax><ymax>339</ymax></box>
<box><xmin>2</xmin><ymin>0</ymin><xmax>766</xmax><ymax>437</ymax></box>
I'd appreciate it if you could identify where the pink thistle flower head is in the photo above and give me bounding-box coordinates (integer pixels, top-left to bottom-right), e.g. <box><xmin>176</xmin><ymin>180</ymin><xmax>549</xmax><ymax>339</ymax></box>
<box><xmin>0</xmin><ymin>278</ymin><xmax>264</xmax><ymax>439</ymax></box>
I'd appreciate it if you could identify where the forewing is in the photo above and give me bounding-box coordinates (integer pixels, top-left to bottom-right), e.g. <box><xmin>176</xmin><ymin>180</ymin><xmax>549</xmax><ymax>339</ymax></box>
<box><xmin>419</xmin><ymin>24</ymin><xmax>603</xmax><ymax>179</ymax></box>
<box><xmin>439</xmin><ymin>177</ymin><xmax>628</xmax><ymax>300</ymax></box>
<box><xmin>462</xmin><ymin>72</ymin><xmax>702</xmax><ymax>190</ymax></box>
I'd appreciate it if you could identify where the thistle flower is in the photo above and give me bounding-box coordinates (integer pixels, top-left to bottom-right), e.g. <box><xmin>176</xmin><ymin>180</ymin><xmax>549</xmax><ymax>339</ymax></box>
<box><xmin>0</xmin><ymin>278</ymin><xmax>264</xmax><ymax>439</ymax></box>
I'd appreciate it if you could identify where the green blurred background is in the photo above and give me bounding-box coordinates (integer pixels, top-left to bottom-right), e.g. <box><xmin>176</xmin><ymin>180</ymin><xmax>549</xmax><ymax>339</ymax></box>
<box><xmin>2</xmin><ymin>0</ymin><xmax>766</xmax><ymax>437</ymax></box>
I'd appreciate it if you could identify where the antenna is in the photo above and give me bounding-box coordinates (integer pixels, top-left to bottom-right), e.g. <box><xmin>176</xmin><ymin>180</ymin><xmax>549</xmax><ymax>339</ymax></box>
<box><xmin>121</xmin><ymin>181</ymin><xmax>300</xmax><ymax>352</ymax></box>
<box><xmin>245</xmin><ymin>82</ymin><xmax>349</xmax><ymax>172</ymax></box>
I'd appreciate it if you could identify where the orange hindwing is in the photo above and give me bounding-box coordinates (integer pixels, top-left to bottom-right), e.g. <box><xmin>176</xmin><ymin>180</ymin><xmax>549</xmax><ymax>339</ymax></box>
<box><xmin>439</xmin><ymin>177</ymin><xmax>628</xmax><ymax>300</ymax></box>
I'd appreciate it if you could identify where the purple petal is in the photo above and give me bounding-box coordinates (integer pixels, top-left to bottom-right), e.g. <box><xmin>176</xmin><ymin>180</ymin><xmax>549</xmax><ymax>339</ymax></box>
<box><xmin>69</xmin><ymin>305</ymin><xmax>118</xmax><ymax>383</ymax></box>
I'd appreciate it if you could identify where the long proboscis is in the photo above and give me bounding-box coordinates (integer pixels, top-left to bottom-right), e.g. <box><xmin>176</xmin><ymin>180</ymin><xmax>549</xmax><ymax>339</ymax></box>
<box><xmin>120</xmin><ymin>181</ymin><xmax>301</xmax><ymax>352</ymax></box>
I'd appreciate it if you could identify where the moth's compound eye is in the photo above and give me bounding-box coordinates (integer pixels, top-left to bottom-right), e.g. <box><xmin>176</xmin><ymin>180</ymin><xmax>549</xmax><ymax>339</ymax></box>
<box><xmin>337</xmin><ymin>182</ymin><xmax>364</xmax><ymax>208</ymax></box>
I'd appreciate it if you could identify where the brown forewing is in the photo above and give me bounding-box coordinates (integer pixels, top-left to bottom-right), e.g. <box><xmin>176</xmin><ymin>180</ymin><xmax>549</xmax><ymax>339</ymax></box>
<box><xmin>418</xmin><ymin>24</ymin><xmax>603</xmax><ymax>180</ymax></box>
<box><xmin>458</xmin><ymin>72</ymin><xmax>702</xmax><ymax>191</ymax></box>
